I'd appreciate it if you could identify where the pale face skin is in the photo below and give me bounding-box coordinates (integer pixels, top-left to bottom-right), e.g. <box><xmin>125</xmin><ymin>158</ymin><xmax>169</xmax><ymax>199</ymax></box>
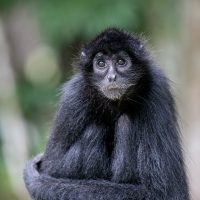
<box><xmin>92</xmin><ymin>51</ymin><xmax>135</xmax><ymax>100</ymax></box>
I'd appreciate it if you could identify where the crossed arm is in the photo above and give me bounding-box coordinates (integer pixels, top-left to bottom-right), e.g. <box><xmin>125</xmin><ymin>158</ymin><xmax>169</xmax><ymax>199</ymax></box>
<box><xmin>24</xmin><ymin>154</ymin><xmax>146</xmax><ymax>200</ymax></box>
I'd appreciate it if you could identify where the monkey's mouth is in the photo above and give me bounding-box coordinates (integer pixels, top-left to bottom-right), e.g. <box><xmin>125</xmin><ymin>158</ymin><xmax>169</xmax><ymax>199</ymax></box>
<box><xmin>106</xmin><ymin>83</ymin><xmax>128</xmax><ymax>90</ymax></box>
<box><xmin>107</xmin><ymin>86</ymin><xmax>120</xmax><ymax>90</ymax></box>
<box><xmin>98</xmin><ymin>82</ymin><xmax>133</xmax><ymax>100</ymax></box>
<box><xmin>100</xmin><ymin>85</ymin><xmax>127</xmax><ymax>100</ymax></box>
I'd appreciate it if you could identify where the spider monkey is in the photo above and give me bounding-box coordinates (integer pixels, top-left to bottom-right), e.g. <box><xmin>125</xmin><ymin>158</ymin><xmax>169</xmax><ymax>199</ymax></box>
<box><xmin>24</xmin><ymin>28</ymin><xmax>189</xmax><ymax>200</ymax></box>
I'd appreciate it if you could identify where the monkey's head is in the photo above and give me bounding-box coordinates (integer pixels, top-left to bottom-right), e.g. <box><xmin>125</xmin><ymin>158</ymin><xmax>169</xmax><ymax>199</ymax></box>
<box><xmin>80</xmin><ymin>28</ymin><xmax>150</xmax><ymax>100</ymax></box>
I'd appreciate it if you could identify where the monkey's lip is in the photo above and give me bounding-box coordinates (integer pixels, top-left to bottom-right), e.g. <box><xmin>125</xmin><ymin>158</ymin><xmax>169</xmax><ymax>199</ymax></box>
<box><xmin>107</xmin><ymin>86</ymin><xmax>120</xmax><ymax>90</ymax></box>
<box><xmin>105</xmin><ymin>83</ymin><xmax>131</xmax><ymax>90</ymax></box>
<box><xmin>106</xmin><ymin>84</ymin><xmax>121</xmax><ymax>90</ymax></box>
<box><xmin>106</xmin><ymin>86</ymin><xmax>128</xmax><ymax>91</ymax></box>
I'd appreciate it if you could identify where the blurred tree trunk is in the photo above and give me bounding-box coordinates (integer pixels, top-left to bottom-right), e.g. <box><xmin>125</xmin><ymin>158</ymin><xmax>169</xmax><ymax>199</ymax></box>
<box><xmin>147</xmin><ymin>1</ymin><xmax>200</xmax><ymax>200</ymax></box>
<box><xmin>183</xmin><ymin>0</ymin><xmax>200</xmax><ymax>199</ymax></box>
<box><xmin>0</xmin><ymin>3</ymin><xmax>58</xmax><ymax>200</ymax></box>
<box><xmin>0</xmin><ymin>18</ymin><xmax>29</xmax><ymax>200</ymax></box>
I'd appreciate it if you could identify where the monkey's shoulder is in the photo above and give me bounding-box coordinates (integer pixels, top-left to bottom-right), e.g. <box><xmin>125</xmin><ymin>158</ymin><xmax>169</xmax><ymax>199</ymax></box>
<box><xmin>60</xmin><ymin>74</ymin><xmax>84</xmax><ymax>98</ymax></box>
<box><xmin>58</xmin><ymin>74</ymin><xmax>91</xmax><ymax>111</ymax></box>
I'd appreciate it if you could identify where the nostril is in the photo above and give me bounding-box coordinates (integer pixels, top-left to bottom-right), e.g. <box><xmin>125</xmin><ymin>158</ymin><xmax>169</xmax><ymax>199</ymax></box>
<box><xmin>108</xmin><ymin>74</ymin><xmax>116</xmax><ymax>82</ymax></box>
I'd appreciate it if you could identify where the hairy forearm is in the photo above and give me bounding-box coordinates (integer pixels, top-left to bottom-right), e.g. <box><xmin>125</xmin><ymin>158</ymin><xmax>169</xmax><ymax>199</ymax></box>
<box><xmin>24</xmin><ymin>155</ymin><xmax>146</xmax><ymax>200</ymax></box>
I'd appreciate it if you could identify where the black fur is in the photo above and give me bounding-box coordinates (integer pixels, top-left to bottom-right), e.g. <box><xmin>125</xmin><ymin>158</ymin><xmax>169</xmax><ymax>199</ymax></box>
<box><xmin>23</xmin><ymin>28</ymin><xmax>189</xmax><ymax>200</ymax></box>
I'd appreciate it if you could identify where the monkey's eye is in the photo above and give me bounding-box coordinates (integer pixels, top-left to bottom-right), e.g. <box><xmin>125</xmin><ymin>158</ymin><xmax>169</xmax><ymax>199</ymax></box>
<box><xmin>117</xmin><ymin>58</ymin><xmax>126</xmax><ymax>66</ymax></box>
<box><xmin>97</xmin><ymin>60</ymin><xmax>106</xmax><ymax>68</ymax></box>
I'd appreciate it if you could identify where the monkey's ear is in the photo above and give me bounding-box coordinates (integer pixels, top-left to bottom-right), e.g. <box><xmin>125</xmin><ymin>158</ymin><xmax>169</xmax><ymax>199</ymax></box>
<box><xmin>81</xmin><ymin>51</ymin><xmax>86</xmax><ymax>60</ymax></box>
<box><xmin>139</xmin><ymin>44</ymin><xmax>144</xmax><ymax>50</ymax></box>
<box><xmin>80</xmin><ymin>50</ymin><xmax>88</xmax><ymax>66</ymax></box>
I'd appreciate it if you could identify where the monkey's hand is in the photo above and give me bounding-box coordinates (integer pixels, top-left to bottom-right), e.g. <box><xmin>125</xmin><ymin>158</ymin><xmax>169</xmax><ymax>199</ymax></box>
<box><xmin>24</xmin><ymin>154</ymin><xmax>147</xmax><ymax>200</ymax></box>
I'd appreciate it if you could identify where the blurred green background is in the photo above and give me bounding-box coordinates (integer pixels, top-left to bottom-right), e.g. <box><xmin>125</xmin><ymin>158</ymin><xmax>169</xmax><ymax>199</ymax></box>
<box><xmin>0</xmin><ymin>0</ymin><xmax>200</xmax><ymax>199</ymax></box>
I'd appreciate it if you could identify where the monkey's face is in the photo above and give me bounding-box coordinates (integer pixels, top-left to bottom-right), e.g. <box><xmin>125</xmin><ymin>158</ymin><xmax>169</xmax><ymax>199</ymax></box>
<box><xmin>92</xmin><ymin>51</ymin><xmax>139</xmax><ymax>100</ymax></box>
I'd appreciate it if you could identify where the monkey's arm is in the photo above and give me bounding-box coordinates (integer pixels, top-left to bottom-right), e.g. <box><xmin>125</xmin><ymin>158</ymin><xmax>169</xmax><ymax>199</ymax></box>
<box><xmin>40</xmin><ymin>75</ymin><xmax>91</xmax><ymax>175</ymax></box>
<box><xmin>24</xmin><ymin>154</ymin><xmax>146</xmax><ymax>200</ymax></box>
<box><xmin>112</xmin><ymin>114</ymin><xmax>138</xmax><ymax>183</ymax></box>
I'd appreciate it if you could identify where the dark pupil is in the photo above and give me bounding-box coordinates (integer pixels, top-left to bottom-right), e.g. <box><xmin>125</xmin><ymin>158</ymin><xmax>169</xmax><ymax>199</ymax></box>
<box><xmin>98</xmin><ymin>60</ymin><xmax>105</xmax><ymax>67</ymax></box>
<box><xmin>118</xmin><ymin>59</ymin><xmax>125</xmax><ymax>65</ymax></box>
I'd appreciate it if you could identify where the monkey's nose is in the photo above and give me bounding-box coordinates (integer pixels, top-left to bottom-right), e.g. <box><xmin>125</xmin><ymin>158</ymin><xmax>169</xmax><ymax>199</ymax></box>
<box><xmin>108</xmin><ymin>74</ymin><xmax>117</xmax><ymax>82</ymax></box>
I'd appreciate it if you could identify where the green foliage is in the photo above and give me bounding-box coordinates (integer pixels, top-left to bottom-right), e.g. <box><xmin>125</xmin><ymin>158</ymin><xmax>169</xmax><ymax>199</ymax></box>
<box><xmin>17</xmin><ymin>78</ymin><xmax>59</xmax><ymax>123</ymax></box>
<box><xmin>0</xmin><ymin>162</ymin><xmax>16</xmax><ymax>200</ymax></box>
<box><xmin>0</xmin><ymin>0</ymin><xmax>15</xmax><ymax>11</ymax></box>
<box><xmin>33</xmin><ymin>0</ymin><xmax>146</xmax><ymax>47</ymax></box>
<box><xmin>31</xmin><ymin>0</ymin><xmax>180</xmax><ymax>48</ymax></box>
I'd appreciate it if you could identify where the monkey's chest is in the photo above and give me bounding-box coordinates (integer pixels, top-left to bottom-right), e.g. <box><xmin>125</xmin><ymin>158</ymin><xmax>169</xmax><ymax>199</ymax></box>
<box><xmin>63</xmin><ymin>123</ymin><xmax>138</xmax><ymax>183</ymax></box>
